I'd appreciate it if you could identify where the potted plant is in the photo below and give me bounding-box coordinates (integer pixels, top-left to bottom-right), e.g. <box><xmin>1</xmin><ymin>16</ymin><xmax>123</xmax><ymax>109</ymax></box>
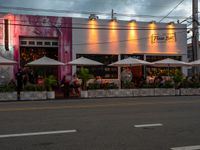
<box><xmin>0</xmin><ymin>83</ymin><xmax>17</xmax><ymax>101</ymax></box>
<box><xmin>77</xmin><ymin>68</ymin><xmax>94</xmax><ymax>90</ymax></box>
<box><xmin>44</xmin><ymin>75</ymin><xmax>57</xmax><ymax>99</ymax></box>
<box><xmin>77</xmin><ymin>68</ymin><xmax>94</xmax><ymax>98</ymax></box>
<box><xmin>173</xmin><ymin>69</ymin><xmax>183</xmax><ymax>89</ymax></box>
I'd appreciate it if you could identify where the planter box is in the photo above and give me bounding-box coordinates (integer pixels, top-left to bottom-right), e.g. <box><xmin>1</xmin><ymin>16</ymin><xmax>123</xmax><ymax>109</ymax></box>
<box><xmin>81</xmin><ymin>91</ymin><xmax>88</xmax><ymax>98</ymax></box>
<box><xmin>133</xmin><ymin>88</ymin><xmax>154</xmax><ymax>97</ymax></box>
<box><xmin>94</xmin><ymin>90</ymin><xmax>107</xmax><ymax>98</ymax></box>
<box><xmin>180</xmin><ymin>88</ymin><xmax>200</xmax><ymax>96</ymax></box>
<box><xmin>82</xmin><ymin>88</ymin><xmax>200</xmax><ymax>98</ymax></box>
<box><xmin>154</xmin><ymin>88</ymin><xmax>175</xmax><ymax>96</ymax></box>
<box><xmin>117</xmin><ymin>89</ymin><xmax>134</xmax><ymax>97</ymax></box>
<box><xmin>85</xmin><ymin>89</ymin><xmax>134</xmax><ymax>98</ymax></box>
<box><xmin>175</xmin><ymin>89</ymin><xmax>180</xmax><ymax>96</ymax></box>
<box><xmin>0</xmin><ymin>92</ymin><xmax>17</xmax><ymax>101</ymax></box>
<box><xmin>46</xmin><ymin>91</ymin><xmax>55</xmax><ymax>99</ymax></box>
<box><xmin>20</xmin><ymin>91</ymin><xmax>47</xmax><ymax>100</ymax></box>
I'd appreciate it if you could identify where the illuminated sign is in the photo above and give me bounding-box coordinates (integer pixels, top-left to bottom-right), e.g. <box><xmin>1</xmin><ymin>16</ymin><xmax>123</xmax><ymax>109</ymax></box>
<box><xmin>151</xmin><ymin>33</ymin><xmax>176</xmax><ymax>43</ymax></box>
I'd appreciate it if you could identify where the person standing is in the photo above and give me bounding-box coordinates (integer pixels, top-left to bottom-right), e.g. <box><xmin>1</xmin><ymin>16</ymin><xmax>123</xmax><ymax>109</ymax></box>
<box><xmin>71</xmin><ymin>74</ymin><xmax>81</xmax><ymax>97</ymax></box>
<box><xmin>15</xmin><ymin>68</ymin><xmax>23</xmax><ymax>100</ymax></box>
<box><xmin>60</xmin><ymin>75</ymin><xmax>70</xmax><ymax>97</ymax></box>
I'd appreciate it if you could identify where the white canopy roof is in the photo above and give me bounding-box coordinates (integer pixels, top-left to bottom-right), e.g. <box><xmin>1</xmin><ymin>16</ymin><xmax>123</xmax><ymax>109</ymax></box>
<box><xmin>0</xmin><ymin>55</ymin><xmax>17</xmax><ymax>65</ymax></box>
<box><xmin>67</xmin><ymin>57</ymin><xmax>103</xmax><ymax>66</ymax></box>
<box><xmin>152</xmin><ymin>58</ymin><xmax>189</xmax><ymax>67</ymax></box>
<box><xmin>26</xmin><ymin>56</ymin><xmax>65</xmax><ymax>66</ymax></box>
<box><xmin>188</xmin><ymin>59</ymin><xmax>200</xmax><ymax>66</ymax></box>
<box><xmin>109</xmin><ymin>57</ymin><xmax>153</xmax><ymax>67</ymax></box>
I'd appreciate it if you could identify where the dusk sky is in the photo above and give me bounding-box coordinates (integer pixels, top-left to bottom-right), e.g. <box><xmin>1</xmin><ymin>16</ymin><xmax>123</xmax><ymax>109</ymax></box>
<box><xmin>0</xmin><ymin>0</ymin><xmax>192</xmax><ymax>23</ymax></box>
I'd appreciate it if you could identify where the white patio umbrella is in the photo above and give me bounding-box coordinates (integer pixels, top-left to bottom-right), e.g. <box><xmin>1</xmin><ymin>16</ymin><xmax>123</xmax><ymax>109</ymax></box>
<box><xmin>67</xmin><ymin>57</ymin><xmax>103</xmax><ymax>90</ymax></box>
<box><xmin>109</xmin><ymin>57</ymin><xmax>153</xmax><ymax>88</ymax></box>
<box><xmin>152</xmin><ymin>58</ymin><xmax>189</xmax><ymax>76</ymax></box>
<box><xmin>188</xmin><ymin>59</ymin><xmax>200</xmax><ymax>66</ymax></box>
<box><xmin>67</xmin><ymin>57</ymin><xmax>103</xmax><ymax>66</ymax></box>
<box><xmin>152</xmin><ymin>58</ymin><xmax>189</xmax><ymax>67</ymax></box>
<box><xmin>26</xmin><ymin>56</ymin><xmax>65</xmax><ymax>66</ymax></box>
<box><xmin>26</xmin><ymin>56</ymin><xmax>65</xmax><ymax>78</ymax></box>
<box><xmin>109</xmin><ymin>57</ymin><xmax>153</xmax><ymax>67</ymax></box>
<box><xmin>0</xmin><ymin>55</ymin><xmax>17</xmax><ymax>65</ymax></box>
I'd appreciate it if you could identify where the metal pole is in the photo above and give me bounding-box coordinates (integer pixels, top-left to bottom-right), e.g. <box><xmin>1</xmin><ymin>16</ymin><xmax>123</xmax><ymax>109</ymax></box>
<box><xmin>192</xmin><ymin>0</ymin><xmax>199</xmax><ymax>74</ymax></box>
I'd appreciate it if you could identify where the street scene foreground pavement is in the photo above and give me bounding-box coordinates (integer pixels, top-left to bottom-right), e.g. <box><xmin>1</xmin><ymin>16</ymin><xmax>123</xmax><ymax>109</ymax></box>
<box><xmin>0</xmin><ymin>96</ymin><xmax>200</xmax><ymax>150</ymax></box>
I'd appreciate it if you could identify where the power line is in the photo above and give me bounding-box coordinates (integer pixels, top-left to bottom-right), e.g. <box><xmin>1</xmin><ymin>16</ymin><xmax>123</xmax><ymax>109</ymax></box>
<box><xmin>0</xmin><ymin>18</ymin><xmax>171</xmax><ymax>29</ymax></box>
<box><xmin>159</xmin><ymin>0</ymin><xmax>186</xmax><ymax>22</ymax></box>
<box><xmin>0</xmin><ymin>22</ymin><xmax>189</xmax><ymax>31</ymax></box>
<box><xmin>0</xmin><ymin>29</ymin><xmax>186</xmax><ymax>47</ymax></box>
<box><xmin>0</xmin><ymin>5</ymin><xmax>189</xmax><ymax>20</ymax></box>
<box><xmin>0</xmin><ymin>17</ymin><xmax>189</xmax><ymax>29</ymax></box>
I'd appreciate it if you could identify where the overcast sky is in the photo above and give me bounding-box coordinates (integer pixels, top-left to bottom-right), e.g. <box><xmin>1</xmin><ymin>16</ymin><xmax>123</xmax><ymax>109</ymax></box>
<box><xmin>0</xmin><ymin>0</ymin><xmax>193</xmax><ymax>23</ymax></box>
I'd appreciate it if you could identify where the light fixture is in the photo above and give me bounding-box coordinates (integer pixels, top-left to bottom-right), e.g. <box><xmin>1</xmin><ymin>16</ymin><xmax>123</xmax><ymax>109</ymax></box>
<box><xmin>111</xmin><ymin>17</ymin><xmax>117</xmax><ymax>22</ymax></box>
<box><xmin>149</xmin><ymin>20</ymin><xmax>156</xmax><ymax>24</ymax></box>
<box><xmin>168</xmin><ymin>21</ymin><xmax>175</xmax><ymax>25</ymax></box>
<box><xmin>89</xmin><ymin>14</ymin><xmax>98</xmax><ymax>21</ymax></box>
<box><xmin>129</xmin><ymin>19</ymin><xmax>136</xmax><ymax>23</ymax></box>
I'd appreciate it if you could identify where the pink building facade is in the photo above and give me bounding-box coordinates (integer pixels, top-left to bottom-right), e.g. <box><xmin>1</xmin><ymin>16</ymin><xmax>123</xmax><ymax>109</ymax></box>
<box><xmin>0</xmin><ymin>13</ymin><xmax>72</xmax><ymax>80</ymax></box>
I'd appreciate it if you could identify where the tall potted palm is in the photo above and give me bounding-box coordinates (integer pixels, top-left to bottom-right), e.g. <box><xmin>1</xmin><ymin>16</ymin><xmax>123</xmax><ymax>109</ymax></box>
<box><xmin>44</xmin><ymin>75</ymin><xmax>57</xmax><ymax>99</ymax></box>
<box><xmin>77</xmin><ymin>68</ymin><xmax>94</xmax><ymax>97</ymax></box>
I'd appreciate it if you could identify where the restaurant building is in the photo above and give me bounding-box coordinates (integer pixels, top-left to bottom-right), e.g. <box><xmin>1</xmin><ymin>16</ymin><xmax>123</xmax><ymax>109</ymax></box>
<box><xmin>0</xmin><ymin>13</ymin><xmax>187</xmax><ymax>81</ymax></box>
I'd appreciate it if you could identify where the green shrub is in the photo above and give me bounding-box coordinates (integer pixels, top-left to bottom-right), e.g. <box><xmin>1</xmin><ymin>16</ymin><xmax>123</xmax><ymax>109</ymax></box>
<box><xmin>77</xmin><ymin>68</ymin><xmax>94</xmax><ymax>90</ymax></box>
<box><xmin>44</xmin><ymin>75</ymin><xmax>57</xmax><ymax>91</ymax></box>
<box><xmin>88</xmin><ymin>82</ymin><xmax>118</xmax><ymax>90</ymax></box>
<box><xmin>23</xmin><ymin>84</ymin><xmax>36</xmax><ymax>91</ymax></box>
<box><xmin>102</xmin><ymin>82</ymin><xmax>118</xmax><ymax>89</ymax></box>
<box><xmin>122</xmin><ymin>82</ymin><xmax>135</xmax><ymax>89</ymax></box>
<box><xmin>35</xmin><ymin>85</ymin><xmax>45</xmax><ymax>91</ymax></box>
<box><xmin>88</xmin><ymin>83</ymin><xmax>101</xmax><ymax>90</ymax></box>
<box><xmin>141</xmin><ymin>83</ymin><xmax>155</xmax><ymax>88</ymax></box>
<box><xmin>0</xmin><ymin>84</ymin><xmax>16</xmax><ymax>92</ymax></box>
<box><xmin>162</xmin><ymin>81</ymin><xmax>174</xmax><ymax>88</ymax></box>
<box><xmin>23</xmin><ymin>84</ymin><xmax>46</xmax><ymax>91</ymax></box>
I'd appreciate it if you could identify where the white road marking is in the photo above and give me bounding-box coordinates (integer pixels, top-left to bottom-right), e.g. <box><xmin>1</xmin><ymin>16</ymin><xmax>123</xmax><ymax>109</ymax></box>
<box><xmin>134</xmin><ymin>123</ymin><xmax>163</xmax><ymax>128</ymax></box>
<box><xmin>171</xmin><ymin>145</ymin><xmax>200</xmax><ymax>150</ymax></box>
<box><xmin>0</xmin><ymin>130</ymin><xmax>77</xmax><ymax>138</ymax></box>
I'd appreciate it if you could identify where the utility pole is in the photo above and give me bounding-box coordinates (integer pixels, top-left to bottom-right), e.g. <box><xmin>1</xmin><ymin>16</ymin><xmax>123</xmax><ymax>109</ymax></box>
<box><xmin>111</xmin><ymin>9</ymin><xmax>117</xmax><ymax>21</ymax></box>
<box><xmin>192</xmin><ymin>0</ymin><xmax>199</xmax><ymax>73</ymax></box>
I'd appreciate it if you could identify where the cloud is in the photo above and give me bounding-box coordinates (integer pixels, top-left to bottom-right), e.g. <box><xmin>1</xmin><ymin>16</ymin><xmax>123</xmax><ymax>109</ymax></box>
<box><xmin>0</xmin><ymin>0</ymin><xmax>192</xmax><ymax>22</ymax></box>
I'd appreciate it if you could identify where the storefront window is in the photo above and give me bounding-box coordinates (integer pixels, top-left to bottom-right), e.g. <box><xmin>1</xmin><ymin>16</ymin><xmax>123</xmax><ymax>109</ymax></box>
<box><xmin>146</xmin><ymin>55</ymin><xmax>182</xmax><ymax>76</ymax></box>
<box><xmin>76</xmin><ymin>54</ymin><xmax>118</xmax><ymax>79</ymax></box>
<box><xmin>146</xmin><ymin>55</ymin><xmax>181</xmax><ymax>62</ymax></box>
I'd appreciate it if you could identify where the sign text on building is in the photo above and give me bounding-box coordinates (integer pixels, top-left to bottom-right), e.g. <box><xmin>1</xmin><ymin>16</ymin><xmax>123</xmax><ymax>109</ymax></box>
<box><xmin>151</xmin><ymin>33</ymin><xmax>176</xmax><ymax>43</ymax></box>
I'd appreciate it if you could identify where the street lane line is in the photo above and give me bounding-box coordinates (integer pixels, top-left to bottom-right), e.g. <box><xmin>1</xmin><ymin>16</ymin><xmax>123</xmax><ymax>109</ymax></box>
<box><xmin>134</xmin><ymin>123</ymin><xmax>163</xmax><ymax>128</ymax></box>
<box><xmin>171</xmin><ymin>145</ymin><xmax>200</xmax><ymax>150</ymax></box>
<box><xmin>0</xmin><ymin>130</ymin><xmax>77</xmax><ymax>138</ymax></box>
<box><xmin>0</xmin><ymin>100</ymin><xmax>200</xmax><ymax>112</ymax></box>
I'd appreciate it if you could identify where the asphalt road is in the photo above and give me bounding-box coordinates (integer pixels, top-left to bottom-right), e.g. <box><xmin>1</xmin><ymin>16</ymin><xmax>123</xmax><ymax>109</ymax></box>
<box><xmin>0</xmin><ymin>96</ymin><xmax>200</xmax><ymax>150</ymax></box>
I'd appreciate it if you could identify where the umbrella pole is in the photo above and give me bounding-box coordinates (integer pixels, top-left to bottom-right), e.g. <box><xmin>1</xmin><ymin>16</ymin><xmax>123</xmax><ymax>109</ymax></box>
<box><xmin>118</xmin><ymin>66</ymin><xmax>121</xmax><ymax>89</ymax></box>
<box><xmin>168</xmin><ymin>65</ymin><xmax>170</xmax><ymax>77</ymax></box>
<box><xmin>144</xmin><ymin>65</ymin><xmax>146</xmax><ymax>79</ymax></box>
